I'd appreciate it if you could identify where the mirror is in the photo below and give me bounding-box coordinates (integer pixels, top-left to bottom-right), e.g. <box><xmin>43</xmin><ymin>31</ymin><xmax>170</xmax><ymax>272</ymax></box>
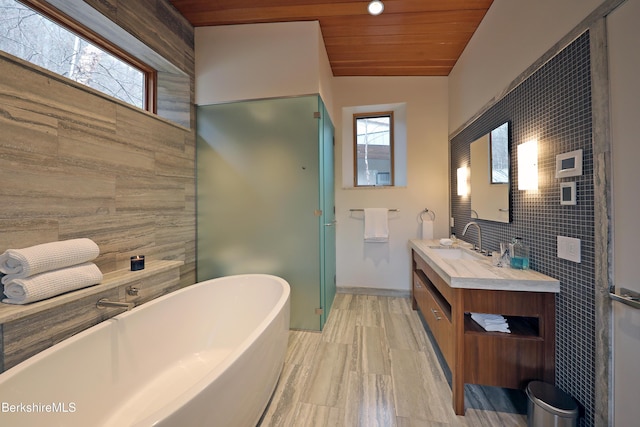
<box><xmin>470</xmin><ymin>122</ymin><xmax>510</xmax><ymax>223</ymax></box>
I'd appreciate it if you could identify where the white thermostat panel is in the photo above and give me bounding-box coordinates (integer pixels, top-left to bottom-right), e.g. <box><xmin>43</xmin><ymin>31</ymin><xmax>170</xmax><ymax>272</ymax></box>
<box><xmin>555</xmin><ymin>149</ymin><xmax>583</xmax><ymax>178</ymax></box>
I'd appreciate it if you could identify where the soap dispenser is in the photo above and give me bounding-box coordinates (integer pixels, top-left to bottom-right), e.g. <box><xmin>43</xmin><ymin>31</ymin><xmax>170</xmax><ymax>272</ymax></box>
<box><xmin>509</xmin><ymin>237</ymin><xmax>530</xmax><ymax>270</ymax></box>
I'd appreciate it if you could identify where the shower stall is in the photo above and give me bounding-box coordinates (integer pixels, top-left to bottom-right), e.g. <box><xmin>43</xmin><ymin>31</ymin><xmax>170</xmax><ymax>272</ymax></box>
<box><xmin>196</xmin><ymin>95</ymin><xmax>336</xmax><ymax>330</ymax></box>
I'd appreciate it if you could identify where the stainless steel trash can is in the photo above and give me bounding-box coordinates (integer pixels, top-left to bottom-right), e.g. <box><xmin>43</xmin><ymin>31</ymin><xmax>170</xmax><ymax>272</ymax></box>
<box><xmin>526</xmin><ymin>381</ymin><xmax>578</xmax><ymax>427</ymax></box>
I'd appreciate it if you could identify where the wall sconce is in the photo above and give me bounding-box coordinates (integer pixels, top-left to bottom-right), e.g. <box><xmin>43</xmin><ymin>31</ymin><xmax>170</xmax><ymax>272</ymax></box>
<box><xmin>457</xmin><ymin>166</ymin><xmax>469</xmax><ymax>196</ymax></box>
<box><xmin>518</xmin><ymin>139</ymin><xmax>538</xmax><ymax>190</ymax></box>
<box><xmin>368</xmin><ymin>0</ymin><xmax>384</xmax><ymax>15</ymax></box>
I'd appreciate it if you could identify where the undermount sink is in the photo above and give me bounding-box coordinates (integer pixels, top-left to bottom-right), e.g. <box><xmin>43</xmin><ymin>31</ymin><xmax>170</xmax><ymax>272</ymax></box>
<box><xmin>429</xmin><ymin>247</ymin><xmax>483</xmax><ymax>260</ymax></box>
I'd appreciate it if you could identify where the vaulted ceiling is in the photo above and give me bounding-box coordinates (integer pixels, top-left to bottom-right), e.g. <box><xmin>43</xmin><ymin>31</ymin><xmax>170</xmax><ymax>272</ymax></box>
<box><xmin>168</xmin><ymin>0</ymin><xmax>494</xmax><ymax>76</ymax></box>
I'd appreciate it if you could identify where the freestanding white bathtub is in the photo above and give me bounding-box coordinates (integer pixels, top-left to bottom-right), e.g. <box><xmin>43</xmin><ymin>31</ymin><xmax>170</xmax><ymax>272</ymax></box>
<box><xmin>0</xmin><ymin>274</ymin><xmax>290</xmax><ymax>427</ymax></box>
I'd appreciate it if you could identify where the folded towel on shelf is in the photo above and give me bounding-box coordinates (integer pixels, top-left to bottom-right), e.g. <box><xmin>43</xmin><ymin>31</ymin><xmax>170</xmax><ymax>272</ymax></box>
<box><xmin>364</xmin><ymin>208</ymin><xmax>389</xmax><ymax>243</ymax></box>
<box><xmin>2</xmin><ymin>262</ymin><xmax>103</xmax><ymax>305</ymax></box>
<box><xmin>0</xmin><ymin>238</ymin><xmax>99</xmax><ymax>285</ymax></box>
<box><xmin>470</xmin><ymin>312</ymin><xmax>511</xmax><ymax>333</ymax></box>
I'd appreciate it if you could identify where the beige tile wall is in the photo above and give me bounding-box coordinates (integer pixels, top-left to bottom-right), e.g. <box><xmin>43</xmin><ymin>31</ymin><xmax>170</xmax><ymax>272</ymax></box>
<box><xmin>0</xmin><ymin>0</ymin><xmax>196</xmax><ymax>286</ymax></box>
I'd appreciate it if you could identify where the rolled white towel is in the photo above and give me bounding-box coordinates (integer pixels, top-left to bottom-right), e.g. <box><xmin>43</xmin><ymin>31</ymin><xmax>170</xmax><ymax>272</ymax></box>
<box><xmin>0</xmin><ymin>238</ymin><xmax>99</xmax><ymax>285</ymax></box>
<box><xmin>2</xmin><ymin>262</ymin><xmax>103</xmax><ymax>305</ymax></box>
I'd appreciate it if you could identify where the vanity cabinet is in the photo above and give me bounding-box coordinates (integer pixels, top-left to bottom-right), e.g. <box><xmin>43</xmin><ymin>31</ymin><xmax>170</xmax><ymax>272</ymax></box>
<box><xmin>411</xmin><ymin>249</ymin><xmax>556</xmax><ymax>415</ymax></box>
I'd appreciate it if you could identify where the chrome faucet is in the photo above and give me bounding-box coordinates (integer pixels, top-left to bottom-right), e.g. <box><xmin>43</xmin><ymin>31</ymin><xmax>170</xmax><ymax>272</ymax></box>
<box><xmin>96</xmin><ymin>298</ymin><xmax>135</xmax><ymax>311</ymax></box>
<box><xmin>462</xmin><ymin>221</ymin><xmax>483</xmax><ymax>253</ymax></box>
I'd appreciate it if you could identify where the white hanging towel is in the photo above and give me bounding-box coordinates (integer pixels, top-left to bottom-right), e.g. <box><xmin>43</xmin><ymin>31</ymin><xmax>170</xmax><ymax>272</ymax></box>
<box><xmin>421</xmin><ymin>219</ymin><xmax>434</xmax><ymax>240</ymax></box>
<box><xmin>364</xmin><ymin>208</ymin><xmax>389</xmax><ymax>243</ymax></box>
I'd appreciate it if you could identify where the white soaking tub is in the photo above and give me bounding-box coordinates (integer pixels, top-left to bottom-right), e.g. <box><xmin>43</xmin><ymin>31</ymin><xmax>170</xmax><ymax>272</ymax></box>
<box><xmin>0</xmin><ymin>274</ymin><xmax>290</xmax><ymax>427</ymax></box>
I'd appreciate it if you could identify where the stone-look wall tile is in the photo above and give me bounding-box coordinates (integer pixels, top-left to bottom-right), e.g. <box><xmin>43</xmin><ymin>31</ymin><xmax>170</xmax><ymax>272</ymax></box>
<box><xmin>0</xmin><ymin>161</ymin><xmax>116</xmax><ymax>219</ymax></box>
<box><xmin>113</xmin><ymin>0</ymin><xmax>194</xmax><ymax>75</ymax></box>
<box><xmin>58</xmin><ymin>121</ymin><xmax>156</xmax><ymax>176</ymax></box>
<box><xmin>0</xmin><ymin>0</ymin><xmax>195</xmax><ymax>376</ymax></box>
<box><xmin>157</xmin><ymin>70</ymin><xmax>192</xmax><ymax>126</ymax></box>
<box><xmin>123</xmin><ymin>268</ymin><xmax>181</xmax><ymax>305</ymax></box>
<box><xmin>2</xmin><ymin>287</ymin><xmax>121</xmax><ymax>370</ymax></box>
<box><xmin>0</xmin><ymin>104</ymin><xmax>58</xmax><ymax>165</ymax></box>
<box><xmin>155</xmin><ymin>214</ymin><xmax>195</xmax><ymax>256</ymax></box>
<box><xmin>114</xmin><ymin>175</ymin><xmax>186</xmax><ymax>212</ymax></box>
<box><xmin>59</xmin><ymin>213</ymin><xmax>156</xmax><ymax>252</ymax></box>
<box><xmin>155</xmin><ymin>151</ymin><xmax>194</xmax><ymax>178</ymax></box>
<box><xmin>179</xmin><ymin>268</ymin><xmax>195</xmax><ymax>289</ymax></box>
<box><xmin>132</xmin><ymin>243</ymin><xmax>186</xmax><ymax>269</ymax></box>
<box><xmin>0</xmin><ymin>220</ymin><xmax>59</xmax><ymax>250</ymax></box>
<box><xmin>0</xmin><ymin>60</ymin><xmax>117</xmax><ymax>133</ymax></box>
<box><xmin>115</xmin><ymin>105</ymin><xmax>186</xmax><ymax>155</ymax></box>
<box><xmin>86</xmin><ymin>0</ymin><xmax>116</xmax><ymax>18</ymax></box>
<box><xmin>0</xmin><ymin>261</ymin><xmax>183</xmax><ymax>371</ymax></box>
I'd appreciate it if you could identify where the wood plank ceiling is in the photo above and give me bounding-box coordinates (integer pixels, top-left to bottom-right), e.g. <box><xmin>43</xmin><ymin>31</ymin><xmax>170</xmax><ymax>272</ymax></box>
<box><xmin>168</xmin><ymin>0</ymin><xmax>494</xmax><ymax>76</ymax></box>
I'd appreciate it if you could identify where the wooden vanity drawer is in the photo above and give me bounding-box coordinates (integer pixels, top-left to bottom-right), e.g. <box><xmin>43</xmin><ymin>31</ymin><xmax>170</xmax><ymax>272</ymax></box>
<box><xmin>414</xmin><ymin>272</ymin><xmax>454</xmax><ymax>367</ymax></box>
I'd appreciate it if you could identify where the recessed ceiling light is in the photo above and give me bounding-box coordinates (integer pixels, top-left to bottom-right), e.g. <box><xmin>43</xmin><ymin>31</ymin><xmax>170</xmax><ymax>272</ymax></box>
<box><xmin>368</xmin><ymin>0</ymin><xmax>384</xmax><ymax>16</ymax></box>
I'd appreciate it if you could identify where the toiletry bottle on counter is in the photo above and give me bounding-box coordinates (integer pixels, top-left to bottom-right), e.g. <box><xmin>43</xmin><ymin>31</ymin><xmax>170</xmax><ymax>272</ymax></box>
<box><xmin>509</xmin><ymin>238</ymin><xmax>529</xmax><ymax>269</ymax></box>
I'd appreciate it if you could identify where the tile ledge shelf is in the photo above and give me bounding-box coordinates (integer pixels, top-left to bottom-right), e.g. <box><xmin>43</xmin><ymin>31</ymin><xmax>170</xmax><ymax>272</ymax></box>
<box><xmin>0</xmin><ymin>259</ymin><xmax>184</xmax><ymax>324</ymax></box>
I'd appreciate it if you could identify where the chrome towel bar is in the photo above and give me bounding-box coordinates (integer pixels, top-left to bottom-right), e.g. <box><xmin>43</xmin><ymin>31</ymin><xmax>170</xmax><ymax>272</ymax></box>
<box><xmin>350</xmin><ymin>208</ymin><xmax>399</xmax><ymax>212</ymax></box>
<box><xmin>610</xmin><ymin>288</ymin><xmax>640</xmax><ymax>310</ymax></box>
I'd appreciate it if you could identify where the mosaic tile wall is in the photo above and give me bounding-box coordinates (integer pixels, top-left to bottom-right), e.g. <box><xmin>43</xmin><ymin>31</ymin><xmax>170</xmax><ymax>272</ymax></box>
<box><xmin>450</xmin><ymin>32</ymin><xmax>594</xmax><ymax>426</ymax></box>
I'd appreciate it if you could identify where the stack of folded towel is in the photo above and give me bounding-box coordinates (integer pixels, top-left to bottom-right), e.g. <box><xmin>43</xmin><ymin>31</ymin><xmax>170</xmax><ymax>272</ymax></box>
<box><xmin>470</xmin><ymin>312</ymin><xmax>511</xmax><ymax>333</ymax></box>
<box><xmin>0</xmin><ymin>238</ymin><xmax>102</xmax><ymax>305</ymax></box>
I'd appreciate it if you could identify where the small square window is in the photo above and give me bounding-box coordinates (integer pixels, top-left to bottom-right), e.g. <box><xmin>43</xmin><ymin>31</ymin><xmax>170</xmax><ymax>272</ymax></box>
<box><xmin>353</xmin><ymin>112</ymin><xmax>394</xmax><ymax>187</ymax></box>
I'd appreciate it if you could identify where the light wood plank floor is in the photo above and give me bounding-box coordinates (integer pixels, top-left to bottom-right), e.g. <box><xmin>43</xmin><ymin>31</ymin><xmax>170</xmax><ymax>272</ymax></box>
<box><xmin>259</xmin><ymin>293</ymin><xmax>528</xmax><ymax>427</ymax></box>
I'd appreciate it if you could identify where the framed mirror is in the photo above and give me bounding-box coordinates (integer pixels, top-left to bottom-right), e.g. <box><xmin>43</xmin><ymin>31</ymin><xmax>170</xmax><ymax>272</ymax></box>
<box><xmin>470</xmin><ymin>122</ymin><xmax>511</xmax><ymax>223</ymax></box>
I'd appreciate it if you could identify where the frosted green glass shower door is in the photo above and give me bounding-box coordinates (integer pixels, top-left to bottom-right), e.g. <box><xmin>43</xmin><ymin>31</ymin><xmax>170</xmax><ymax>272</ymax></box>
<box><xmin>197</xmin><ymin>95</ymin><xmax>326</xmax><ymax>330</ymax></box>
<box><xmin>319</xmin><ymin>98</ymin><xmax>336</xmax><ymax>328</ymax></box>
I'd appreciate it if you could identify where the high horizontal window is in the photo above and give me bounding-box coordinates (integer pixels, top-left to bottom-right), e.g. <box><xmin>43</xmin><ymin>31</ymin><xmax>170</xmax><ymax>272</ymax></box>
<box><xmin>0</xmin><ymin>0</ymin><xmax>151</xmax><ymax>110</ymax></box>
<box><xmin>353</xmin><ymin>112</ymin><xmax>395</xmax><ymax>187</ymax></box>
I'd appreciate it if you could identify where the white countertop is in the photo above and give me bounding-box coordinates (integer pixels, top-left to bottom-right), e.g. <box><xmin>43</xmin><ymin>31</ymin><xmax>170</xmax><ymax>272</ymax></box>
<box><xmin>409</xmin><ymin>239</ymin><xmax>560</xmax><ymax>293</ymax></box>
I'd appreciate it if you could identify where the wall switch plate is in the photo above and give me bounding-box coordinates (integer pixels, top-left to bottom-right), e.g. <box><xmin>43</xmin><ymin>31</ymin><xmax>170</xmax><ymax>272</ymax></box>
<box><xmin>560</xmin><ymin>181</ymin><xmax>577</xmax><ymax>205</ymax></box>
<box><xmin>450</xmin><ymin>217</ymin><xmax>455</xmax><ymax>227</ymax></box>
<box><xmin>558</xmin><ymin>236</ymin><xmax>581</xmax><ymax>263</ymax></box>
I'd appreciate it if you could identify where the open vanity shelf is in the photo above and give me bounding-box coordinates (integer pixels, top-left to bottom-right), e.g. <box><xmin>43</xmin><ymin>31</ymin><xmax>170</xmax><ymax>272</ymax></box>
<box><xmin>410</xmin><ymin>244</ymin><xmax>557</xmax><ymax>415</ymax></box>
